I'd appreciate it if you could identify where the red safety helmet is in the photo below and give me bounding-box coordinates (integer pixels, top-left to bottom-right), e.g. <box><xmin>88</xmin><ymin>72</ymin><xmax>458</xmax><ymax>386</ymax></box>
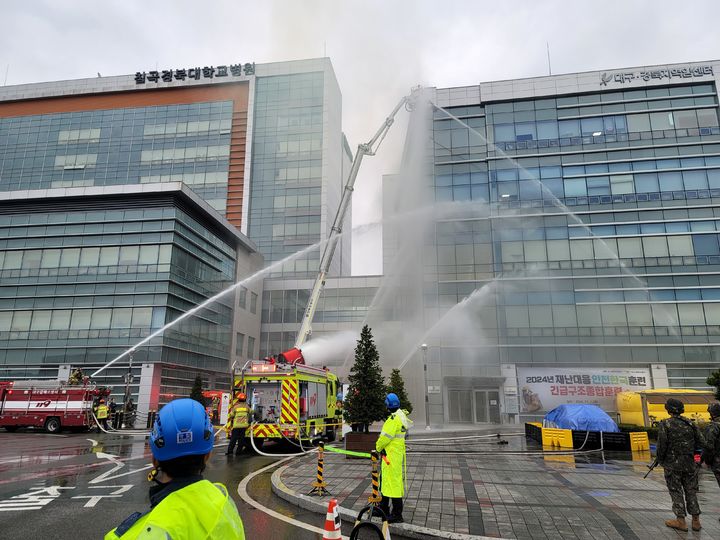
<box><xmin>236</xmin><ymin>392</ymin><xmax>247</xmax><ymax>402</ymax></box>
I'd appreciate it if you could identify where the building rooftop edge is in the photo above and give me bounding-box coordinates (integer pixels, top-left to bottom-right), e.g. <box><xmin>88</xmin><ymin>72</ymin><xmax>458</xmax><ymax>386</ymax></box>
<box><xmin>0</xmin><ymin>182</ymin><xmax>258</xmax><ymax>253</ymax></box>
<box><xmin>0</xmin><ymin>57</ymin><xmax>336</xmax><ymax>104</ymax></box>
<box><xmin>433</xmin><ymin>58</ymin><xmax>720</xmax><ymax>91</ymax></box>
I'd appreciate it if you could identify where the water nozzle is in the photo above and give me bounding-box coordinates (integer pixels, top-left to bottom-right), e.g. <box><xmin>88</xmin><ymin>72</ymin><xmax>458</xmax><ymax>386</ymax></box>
<box><xmin>405</xmin><ymin>85</ymin><xmax>424</xmax><ymax>112</ymax></box>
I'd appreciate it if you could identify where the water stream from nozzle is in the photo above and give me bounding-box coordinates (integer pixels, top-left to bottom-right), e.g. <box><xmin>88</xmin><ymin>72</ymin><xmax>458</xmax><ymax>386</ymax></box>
<box><xmin>362</xmin><ymin>99</ymin><xmax>679</xmax><ymax>375</ymax></box>
<box><xmin>432</xmin><ymin>103</ymin><xmax>655</xmax><ymax>291</ymax></box>
<box><xmin>426</xmin><ymin>102</ymin><xmax>680</xmax><ymax>334</ymax></box>
<box><xmin>91</xmin><ymin>239</ymin><xmax>327</xmax><ymax>378</ymax></box>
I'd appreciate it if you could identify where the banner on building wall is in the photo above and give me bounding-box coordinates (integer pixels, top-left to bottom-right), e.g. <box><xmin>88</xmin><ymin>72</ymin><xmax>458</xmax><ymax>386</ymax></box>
<box><xmin>516</xmin><ymin>367</ymin><xmax>651</xmax><ymax>413</ymax></box>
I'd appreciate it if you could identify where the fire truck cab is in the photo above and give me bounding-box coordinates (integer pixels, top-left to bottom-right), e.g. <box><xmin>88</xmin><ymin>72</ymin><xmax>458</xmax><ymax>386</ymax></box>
<box><xmin>235</xmin><ymin>348</ymin><xmax>342</xmax><ymax>445</ymax></box>
<box><xmin>0</xmin><ymin>380</ymin><xmax>111</xmax><ymax>433</ymax></box>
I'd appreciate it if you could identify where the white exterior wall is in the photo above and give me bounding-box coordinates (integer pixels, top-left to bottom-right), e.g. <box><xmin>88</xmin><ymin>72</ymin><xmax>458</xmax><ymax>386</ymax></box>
<box><xmin>433</xmin><ymin>60</ymin><xmax>720</xmax><ymax>107</ymax></box>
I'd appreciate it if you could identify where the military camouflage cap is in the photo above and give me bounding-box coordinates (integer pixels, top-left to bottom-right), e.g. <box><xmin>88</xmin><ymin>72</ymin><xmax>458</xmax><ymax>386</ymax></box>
<box><xmin>708</xmin><ymin>402</ymin><xmax>720</xmax><ymax>418</ymax></box>
<box><xmin>665</xmin><ymin>398</ymin><xmax>684</xmax><ymax>414</ymax></box>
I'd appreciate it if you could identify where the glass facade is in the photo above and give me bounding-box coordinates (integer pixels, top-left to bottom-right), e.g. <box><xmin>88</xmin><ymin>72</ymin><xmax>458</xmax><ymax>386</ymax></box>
<box><xmin>0</xmin><ymin>195</ymin><xmax>238</xmax><ymax>386</ymax></box>
<box><xmin>433</xmin><ymin>84</ymin><xmax>720</xmax><ymax>207</ymax></box>
<box><xmin>0</xmin><ymin>60</ymin><xmax>352</xmax><ymax>412</ymax></box>
<box><xmin>0</xmin><ymin>102</ymin><xmax>233</xmax><ymax>212</ymax></box>
<box><xmin>248</xmin><ymin>72</ymin><xmax>325</xmax><ymax>276</ymax></box>
<box><xmin>426</xmin><ymin>78</ymin><xmax>720</xmax><ymax>407</ymax></box>
<box><xmin>259</xmin><ymin>284</ymin><xmax>377</xmax><ymax>356</ymax></box>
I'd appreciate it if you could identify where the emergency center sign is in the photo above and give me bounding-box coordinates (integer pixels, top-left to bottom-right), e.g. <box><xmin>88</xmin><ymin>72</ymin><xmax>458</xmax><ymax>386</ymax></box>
<box><xmin>516</xmin><ymin>367</ymin><xmax>651</xmax><ymax>413</ymax></box>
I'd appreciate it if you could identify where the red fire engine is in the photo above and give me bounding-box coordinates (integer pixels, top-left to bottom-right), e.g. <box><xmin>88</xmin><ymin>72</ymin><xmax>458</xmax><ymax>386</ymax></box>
<box><xmin>0</xmin><ymin>380</ymin><xmax>111</xmax><ymax>433</ymax></box>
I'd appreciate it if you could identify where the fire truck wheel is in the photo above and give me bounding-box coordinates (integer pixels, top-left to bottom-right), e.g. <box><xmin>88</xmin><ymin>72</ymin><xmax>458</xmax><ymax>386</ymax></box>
<box><xmin>4</xmin><ymin>426</ymin><xmax>18</xmax><ymax>432</ymax></box>
<box><xmin>45</xmin><ymin>417</ymin><xmax>62</xmax><ymax>434</ymax></box>
<box><xmin>325</xmin><ymin>426</ymin><xmax>336</xmax><ymax>443</ymax></box>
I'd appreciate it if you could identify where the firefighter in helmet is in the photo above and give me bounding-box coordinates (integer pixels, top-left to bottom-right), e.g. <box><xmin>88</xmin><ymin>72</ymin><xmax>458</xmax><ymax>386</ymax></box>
<box><xmin>375</xmin><ymin>392</ymin><xmax>413</xmax><ymax>523</ymax></box>
<box><xmin>68</xmin><ymin>367</ymin><xmax>84</xmax><ymax>386</ymax></box>
<box><xmin>94</xmin><ymin>399</ymin><xmax>109</xmax><ymax>432</ymax></box>
<box><xmin>225</xmin><ymin>392</ymin><xmax>251</xmax><ymax>455</ymax></box>
<box><xmin>105</xmin><ymin>398</ymin><xmax>245</xmax><ymax>539</ymax></box>
<box><xmin>657</xmin><ymin>397</ymin><xmax>705</xmax><ymax>532</ymax></box>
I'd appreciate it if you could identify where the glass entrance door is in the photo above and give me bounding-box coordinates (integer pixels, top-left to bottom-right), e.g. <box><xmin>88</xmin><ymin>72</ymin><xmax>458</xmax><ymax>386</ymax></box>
<box><xmin>474</xmin><ymin>390</ymin><xmax>488</xmax><ymax>423</ymax></box>
<box><xmin>474</xmin><ymin>390</ymin><xmax>501</xmax><ymax>423</ymax></box>
<box><xmin>448</xmin><ymin>389</ymin><xmax>473</xmax><ymax>422</ymax></box>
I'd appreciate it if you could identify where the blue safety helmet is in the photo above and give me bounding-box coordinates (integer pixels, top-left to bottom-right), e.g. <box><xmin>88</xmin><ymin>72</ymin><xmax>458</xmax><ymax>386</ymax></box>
<box><xmin>385</xmin><ymin>393</ymin><xmax>400</xmax><ymax>409</ymax></box>
<box><xmin>150</xmin><ymin>398</ymin><xmax>214</xmax><ymax>461</ymax></box>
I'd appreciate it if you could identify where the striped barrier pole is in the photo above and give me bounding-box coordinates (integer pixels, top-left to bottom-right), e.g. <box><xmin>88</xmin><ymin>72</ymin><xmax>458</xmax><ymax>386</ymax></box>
<box><xmin>368</xmin><ymin>450</ymin><xmax>382</xmax><ymax>504</ymax></box>
<box><xmin>309</xmin><ymin>441</ymin><xmax>330</xmax><ymax>496</ymax></box>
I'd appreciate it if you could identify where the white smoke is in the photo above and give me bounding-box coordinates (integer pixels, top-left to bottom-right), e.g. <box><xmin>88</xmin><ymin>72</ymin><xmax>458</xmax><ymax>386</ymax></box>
<box><xmin>300</xmin><ymin>330</ymin><xmax>359</xmax><ymax>367</ymax></box>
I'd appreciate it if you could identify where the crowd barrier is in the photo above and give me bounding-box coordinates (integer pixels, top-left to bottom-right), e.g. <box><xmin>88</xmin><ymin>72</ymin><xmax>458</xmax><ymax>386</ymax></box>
<box><xmin>525</xmin><ymin>422</ymin><xmax>649</xmax><ymax>451</ymax></box>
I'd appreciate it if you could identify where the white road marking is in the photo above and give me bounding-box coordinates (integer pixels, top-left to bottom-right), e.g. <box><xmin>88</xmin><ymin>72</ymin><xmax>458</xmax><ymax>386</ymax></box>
<box><xmin>89</xmin><ymin>448</ymin><xmax>153</xmax><ymax>484</ymax></box>
<box><xmin>72</xmin><ymin>484</ymin><xmax>134</xmax><ymax>507</ymax></box>
<box><xmin>89</xmin><ymin>451</ymin><xmax>125</xmax><ymax>484</ymax></box>
<box><xmin>72</xmin><ymin>494</ymin><xmax>123</xmax><ymax>507</ymax></box>
<box><xmin>236</xmin><ymin>456</ymin><xmax>349</xmax><ymax>540</ymax></box>
<box><xmin>94</xmin><ymin>451</ymin><xmax>122</xmax><ymax>464</ymax></box>
<box><xmin>0</xmin><ymin>486</ymin><xmax>74</xmax><ymax>512</ymax></box>
<box><xmin>90</xmin><ymin>464</ymin><xmax>152</xmax><ymax>484</ymax></box>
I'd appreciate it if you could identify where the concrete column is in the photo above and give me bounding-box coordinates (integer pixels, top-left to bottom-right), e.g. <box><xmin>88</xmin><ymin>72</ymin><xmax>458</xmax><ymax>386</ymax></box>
<box><xmin>57</xmin><ymin>364</ymin><xmax>71</xmax><ymax>382</ymax></box>
<box><xmin>650</xmin><ymin>364</ymin><xmax>669</xmax><ymax>388</ymax></box>
<box><xmin>137</xmin><ymin>363</ymin><xmax>161</xmax><ymax>421</ymax></box>
<box><xmin>501</xmin><ymin>364</ymin><xmax>519</xmax><ymax>424</ymax></box>
<box><xmin>400</xmin><ymin>354</ymin><xmax>426</xmax><ymax>427</ymax></box>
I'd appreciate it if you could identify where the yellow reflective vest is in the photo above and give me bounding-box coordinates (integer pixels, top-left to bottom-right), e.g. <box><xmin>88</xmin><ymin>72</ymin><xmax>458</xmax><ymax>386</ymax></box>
<box><xmin>375</xmin><ymin>409</ymin><xmax>411</xmax><ymax>498</ymax></box>
<box><xmin>228</xmin><ymin>405</ymin><xmax>250</xmax><ymax>429</ymax></box>
<box><xmin>96</xmin><ymin>404</ymin><xmax>109</xmax><ymax>420</ymax></box>
<box><xmin>105</xmin><ymin>480</ymin><xmax>245</xmax><ymax>539</ymax></box>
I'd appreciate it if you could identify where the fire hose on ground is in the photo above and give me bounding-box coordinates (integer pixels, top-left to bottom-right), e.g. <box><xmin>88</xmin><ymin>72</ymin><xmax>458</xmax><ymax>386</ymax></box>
<box><xmin>91</xmin><ymin>411</ymin><xmax>149</xmax><ymax>437</ymax></box>
<box><xmin>247</xmin><ymin>422</ymin><xmax>318</xmax><ymax>458</ymax></box>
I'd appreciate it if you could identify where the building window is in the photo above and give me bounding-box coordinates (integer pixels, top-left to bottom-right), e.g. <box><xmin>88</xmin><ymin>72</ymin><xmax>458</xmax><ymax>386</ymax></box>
<box><xmin>250</xmin><ymin>292</ymin><xmax>258</xmax><ymax>314</ymax></box>
<box><xmin>236</xmin><ymin>333</ymin><xmax>245</xmax><ymax>356</ymax></box>
<box><xmin>247</xmin><ymin>336</ymin><xmax>255</xmax><ymax>358</ymax></box>
<box><xmin>610</xmin><ymin>175</ymin><xmax>634</xmax><ymax>195</ymax></box>
<box><xmin>238</xmin><ymin>287</ymin><xmax>247</xmax><ymax>309</ymax></box>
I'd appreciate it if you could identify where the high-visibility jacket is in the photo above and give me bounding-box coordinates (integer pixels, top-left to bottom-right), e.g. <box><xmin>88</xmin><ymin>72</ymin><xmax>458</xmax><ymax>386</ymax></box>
<box><xmin>105</xmin><ymin>480</ymin><xmax>244</xmax><ymax>539</ymax></box>
<box><xmin>228</xmin><ymin>405</ymin><xmax>250</xmax><ymax>429</ymax></box>
<box><xmin>376</xmin><ymin>409</ymin><xmax>412</xmax><ymax>498</ymax></box>
<box><xmin>96</xmin><ymin>404</ymin><xmax>109</xmax><ymax>420</ymax></box>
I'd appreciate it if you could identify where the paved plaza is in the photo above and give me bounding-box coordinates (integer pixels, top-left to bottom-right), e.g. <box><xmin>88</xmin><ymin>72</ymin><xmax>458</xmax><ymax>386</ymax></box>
<box><xmin>272</xmin><ymin>433</ymin><xmax>720</xmax><ymax>540</ymax></box>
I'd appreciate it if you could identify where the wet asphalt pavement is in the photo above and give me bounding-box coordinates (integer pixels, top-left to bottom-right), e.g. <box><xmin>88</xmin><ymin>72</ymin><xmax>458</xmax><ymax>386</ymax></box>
<box><xmin>0</xmin><ymin>430</ymin><xmax>406</xmax><ymax>539</ymax></box>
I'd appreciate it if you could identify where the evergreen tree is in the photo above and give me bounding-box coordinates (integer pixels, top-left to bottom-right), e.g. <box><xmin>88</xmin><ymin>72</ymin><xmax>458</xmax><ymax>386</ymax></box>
<box><xmin>708</xmin><ymin>368</ymin><xmax>720</xmax><ymax>401</ymax></box>
<box><xmin>189</xmin><ymin>374</ymin><xmax>207</xmax><ymax>406</ymax></box>
<box><xmin>386</xmin><ymin>368</ymin><xmax>413</xmax><ymax>415</ymax></box>
<box><xmin>344</xmin><ymin>325</ymin><xmax>386</xmax><ymax>432</ymax></box>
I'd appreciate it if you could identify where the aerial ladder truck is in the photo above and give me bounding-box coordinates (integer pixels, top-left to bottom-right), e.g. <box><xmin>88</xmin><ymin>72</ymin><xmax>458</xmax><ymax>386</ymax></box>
<box><xmin>235</xmin><ymin>87</ymin><xmax>422</xmax><ymax>446</ymax></box>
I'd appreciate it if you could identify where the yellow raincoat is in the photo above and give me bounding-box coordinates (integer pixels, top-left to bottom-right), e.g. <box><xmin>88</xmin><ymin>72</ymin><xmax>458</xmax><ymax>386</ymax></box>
<box><xmin>375</xmin><ymin>409</ymin><xmax>412</xmax><ymax>498</ymax></box>
<box><xmin>105</xmin><ymin>480</ymin><xmax>244</xmax><ymax>539</ymax></box>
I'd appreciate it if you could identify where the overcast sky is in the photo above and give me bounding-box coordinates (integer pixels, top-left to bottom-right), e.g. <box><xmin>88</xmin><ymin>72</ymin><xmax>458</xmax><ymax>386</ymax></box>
<box><xmin>2</xmin><ymin>1</ymin><xmax>720</xmax><ymax>274</ymax></box>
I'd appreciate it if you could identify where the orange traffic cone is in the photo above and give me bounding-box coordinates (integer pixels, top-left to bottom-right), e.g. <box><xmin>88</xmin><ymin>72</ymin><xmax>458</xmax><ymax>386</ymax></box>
<box><xmin>323</xmin><ymin>498</ymin><xmax>341</xmax><ymax>540</ymax></box>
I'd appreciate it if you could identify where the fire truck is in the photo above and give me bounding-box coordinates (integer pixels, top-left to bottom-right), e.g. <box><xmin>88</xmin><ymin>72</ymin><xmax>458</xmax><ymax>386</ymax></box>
<box><xmin>234</xmin><ymin>88</ymin><xmax>421</xmax><ymax>447</ymax></box>
<box><xmin>236</xmin><ymin>348</ymin><xmax>341</xmax><ymax>445</ymax></box>
<box><xmin>0</xmin><ymin>380</ymin><xmax>111</xmax><ymax>433</ymax></box>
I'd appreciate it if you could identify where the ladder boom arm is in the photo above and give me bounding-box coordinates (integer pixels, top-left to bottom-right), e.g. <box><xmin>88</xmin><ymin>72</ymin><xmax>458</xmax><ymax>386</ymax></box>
<box><xmin>294</xmin><ymin>89</ymin><xmax>421</xmax><ymax>349</ymax></box>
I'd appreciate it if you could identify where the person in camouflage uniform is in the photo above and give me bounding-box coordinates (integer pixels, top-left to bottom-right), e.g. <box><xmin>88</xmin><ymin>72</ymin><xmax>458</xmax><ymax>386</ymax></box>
<box><xmin>703</xmin><ymin>401</ymin><xmax>720</xmax><ymax>521</ymax></box>
<box><xmin>656</xmin><ymin>397</ymin><xmax>705</xmax><ymax>532</ymax></box>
